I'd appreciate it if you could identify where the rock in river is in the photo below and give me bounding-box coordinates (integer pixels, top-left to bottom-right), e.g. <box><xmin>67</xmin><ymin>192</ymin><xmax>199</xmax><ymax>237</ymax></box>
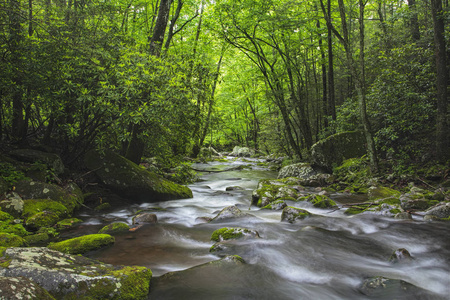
<box><xmin>84</xmin><ymin>150</ymin><xmax>192</xmax><ymax>202</ymax></box>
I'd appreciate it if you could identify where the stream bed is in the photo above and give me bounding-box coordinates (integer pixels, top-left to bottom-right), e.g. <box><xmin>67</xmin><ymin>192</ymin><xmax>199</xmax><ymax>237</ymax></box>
<box><xmin>72</xmin><ymin>158</ymin><xmax>449</xmax><ymax>299</ymax></box>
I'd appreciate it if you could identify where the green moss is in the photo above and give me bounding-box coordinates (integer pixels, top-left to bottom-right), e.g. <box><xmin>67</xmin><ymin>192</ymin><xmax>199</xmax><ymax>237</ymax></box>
<box><xmin>344</xmin><ymin>207</ymin><xmax>366</xmax><ymax>215</ymax></box>
<box><xmin>24</xmin><ymin>232</ymin><xmax>50</xmax><ymax>245</ymax></box>
<box><xmin>368</xmin><ymin>187</ymin><xmax>401</xmax><ymax>201</ymax></box>
<box><xmin>0</xmin><ymin>233</ymin><xmax>25</xmax><ymax>247</ymax></box>
<box><xmin>0</xmin><ymin>222</ymin><xmax>29</xmax><ymax>237</ymax></box>
<box><xmin>48</xmin><ymin>234</ymin><xmax>115</xmax><ymax>254</ymax></box>
<box><xmin>379</xmin><ymin>197</ymin><xmax>401</xmax><ymax>206</ymax></box>
<box><xmin>211</xmin><ymin>227</ymin><xmax>254</xmax><ymax>242</ymax></box>
<box><xmin>306</xmin><ymin>194</ymin><xmax>337</xmax><ymax>208</ymax></box>
<box><xmin>281</xmin><ymin>206</ymin><xmax>311</xmax><ymax>223</ymax></box>
<box><xmin>22</xmin><ymin>199</ymin><xmax>69</xmax><ymax>229</ymax></box>
<box><xmin>56</xmin><ymin>218</ymin><xmax>83</xmax><ymax>229</ymax></box>
<box><xmin>0</xmin><ymin>208</ymin><xmax>13</xmax><ymax>222</ymax></box>
<box><xmin>109</xmin><ymin>266</ymin><xmax>152</xmax><ymax>299</ymax></box>
<box><xmin>390</xmin><ymin>208</ymin><xmax>402</xmax><ymax>214</ymax></box>
<box><xmin>261</xmin><ymin>200</ymin><xmax>287</xmax><ymax>210</ymax></box>
<box><xmin>94</xmin><ymin>203</ymin><xmax>111</xmax><ymax>211</ymax></box>
<box><xmin>98</xmin><ymin>222</ymin><xmax>130</xmax><ymax>235</ymax></box>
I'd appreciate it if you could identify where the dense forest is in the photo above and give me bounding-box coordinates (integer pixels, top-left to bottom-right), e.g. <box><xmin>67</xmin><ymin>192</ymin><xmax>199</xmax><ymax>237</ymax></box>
<box><xmin>0</xmin><ymin>0</ymin><xmax>448</xmax><ymax>174</ymax></box>
<box><xmin>0</xmin><ymin>1</ymin><xmax>449</xmax><ymax>298</ymax></box>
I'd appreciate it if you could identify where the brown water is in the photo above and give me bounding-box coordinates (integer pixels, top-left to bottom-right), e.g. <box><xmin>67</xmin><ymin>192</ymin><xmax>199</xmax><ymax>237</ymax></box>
<box><xmin>71</xmin><ymin>158</ymin><xmax>450</xmax><ymax>299</ymax></box>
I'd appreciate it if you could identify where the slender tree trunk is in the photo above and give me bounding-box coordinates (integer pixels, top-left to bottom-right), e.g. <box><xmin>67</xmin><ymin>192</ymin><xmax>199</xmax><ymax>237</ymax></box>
<box><xmin>327</xmin><ymin>0</ymin><xmax>336</xmax><ymax>122</ymax></box>
<box><xmin>431</xmin><ymin>0</ymin><xmax>449</xmax><ymax>161</ymax></box>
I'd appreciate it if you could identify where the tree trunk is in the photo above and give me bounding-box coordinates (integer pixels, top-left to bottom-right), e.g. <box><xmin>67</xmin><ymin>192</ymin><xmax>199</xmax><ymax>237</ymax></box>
<box><xmin>431</xmin><ymin>0</ymin><xmax>449</xmax><ymax>161</ymax></box>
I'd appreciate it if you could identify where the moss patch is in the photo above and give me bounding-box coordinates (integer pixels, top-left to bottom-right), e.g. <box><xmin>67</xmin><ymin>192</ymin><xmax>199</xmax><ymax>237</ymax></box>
<box><xmin>0</xmin><ymin>233</ymin><xmax>25</xmax><ymax>247</ymax></box>
<box><xmin>305</xmin><ymin>194</ymin><xmax>337</xmax><ymax>208</ymax></box>
<box><xmin>211</xmin><ymin>227</ymin><xmax>259</xmax><ymax>242</ymax></box>
<box><xmin>56</xmin><ymin>218</ymin><xmax>83</xmax><ymax>229</ymax></box>
<box><xmin>98</xmin><ymin>222</ymin><xmax>130</xmax><ymax>235</ymax></box>
<box><xmin>48</xmin><ymin>234</ymin><xmax>115</xmax><ymax>254</ymax></box>
<box><xmin>109</xmin><ymin>266</ymin><xmax>152</xmax><ymax>299</ymax></box>
<box><xmin>368</xmin><ymin>187</ymin><xmax>401</xmax><ymax>201</ymax></box>
<box><xmin>281</xmin><ymin>206</ymin><xmax>311</xmax><ymax>223</ymax></box>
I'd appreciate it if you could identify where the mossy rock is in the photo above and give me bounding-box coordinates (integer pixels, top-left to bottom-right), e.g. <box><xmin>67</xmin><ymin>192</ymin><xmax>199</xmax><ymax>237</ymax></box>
<box><xmin>0</xmin><ymin>193</ymin><xmax>25</xmax><ymax>218</ymax></box>
<box><xmin>0</xmin><ymin>208</ymin><xmax>13</xmax><ymax>222</ymax></box>
<box><xmin>311</xmin><ymin>131</ymin><xmax>366</xmax><ymax>171</ymax></box>
<box><xmin>344</xmin><ymin>206</ymin><xmax>366</xmax><ymax>215</ymax></box>
<box><xmin>0</xmin><ymin>247</ymin><xmax>152</xmax><ymax>300</ymax></box>
<box><xmin>23</xmin><ymin>232</ymin><xmax>50</xmax><ymax>246</ymax></box>
<box><xmin>0</xmin><ymin>233</ymin><xmax>25</xmax><ymax>247</ymax></box>
<box><xmin>281</xmin><ymin>207</ymin><xmax>311</xmax><ymax>223</ymax></box>
<box><xmin>56</xmin><ymin>218</ymin><xmax>83</xmax><ymax>229</ymax></box>
<box><xmin>261</xmin><ymin>200</ymin><xmax>287</xmax><ymax>210</ymax></box>
<box><xmin>13</xmin><ymin>180</ymin><xmax>83</xmax><ymax>213</ymax></box>
<box><xmin>84</xmin><ymin>150</ymin><xmax>192</xmax><ymax>202</ymax></box>
<box><xmin>305</xmin><ymin>194</ymin><xmax>337</xmax><ymax>208</ymax></box>
<box><xmin>94</xmin><ymin>202</ymin><xmax>111</xmax><ymax>211</ymax></box>
<box><xmin>48</xmin><ymin>234</ymin><xmax>115</xmax><ymax>254</ymax></box>
<box><xmin>22</xmin><ymin>199</ymin><xmax>68</xmax><ymax>229</ymax></box>
<box><xmin>98</xmin><ymin>222</ymin><xmax>130</xmax><ymax>235</ymax></box>
<box><xmin>0</xmin><ymin>222</ymin><xmax>29</xmax><ymax>237</ymax></box>
<box><xmin>368</xmin><ymin>186</ymin><xmax>401</xmax><ymax>201</ymax></box>
<box><xmin>211</xmin><ymin>227</ymin><xmax>260</xmax><ymax>242</ymax></box>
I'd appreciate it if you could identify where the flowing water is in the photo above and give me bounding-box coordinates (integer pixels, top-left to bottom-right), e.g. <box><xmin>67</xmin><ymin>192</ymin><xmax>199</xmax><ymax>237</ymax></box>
<box><xmin>72</xmin><ymin>158</ymin><xmax>449</xmax><ymax>299</ymax></box>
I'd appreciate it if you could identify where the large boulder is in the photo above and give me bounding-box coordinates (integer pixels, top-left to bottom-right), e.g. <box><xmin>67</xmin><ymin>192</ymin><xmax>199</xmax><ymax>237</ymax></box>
<box><xmin>9</xmin><ymin>149</ymin><xmax>65</xmax><ymax>175</ymax></box>
<box><xmin>6</xmin><ymin>180</ymin><xmax>84</xmax><ymax>214</ymax></box>
<box><xmin>84</xmin><ymin>150</ymin><xmax>192</xmax><ymax>202</ymax></box>
<box><xmin>311</xmin><ymin>131</ymin><xmax>366</xmax><ymax>171</ymax></box>
<box><xmin>229</xmin><ymin>146</ymin><xmax>255</xmax><ymax>157</ymax></box>
<box><xmin>277</xmin><ymin>163</ymin><xmax>332</xmax><ymax>186</ymax></box>
<box><xmin>48</xmin><ymin>234</ymin><xmax>115</xmax><ymax>254</ymax></box>
<box><xmin>0</xmin><ymin>247</ymin><xmax>152</xmax><ymax>299</ymax></box>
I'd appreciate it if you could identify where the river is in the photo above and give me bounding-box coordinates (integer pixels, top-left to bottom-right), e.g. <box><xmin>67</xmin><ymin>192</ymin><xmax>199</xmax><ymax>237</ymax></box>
<box><xmin>74</xmin><ymin>157</ymin><xmax>449</xmax><ymax>299</ymax></box>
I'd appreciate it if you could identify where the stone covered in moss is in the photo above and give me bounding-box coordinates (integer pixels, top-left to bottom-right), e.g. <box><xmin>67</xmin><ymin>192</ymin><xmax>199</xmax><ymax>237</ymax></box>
<box><xmin>22</xmin><ymin>199</ymin><xmax>68</xmax><ymax>229</ymax></box>
<box><xmin>23</xmin><ymin>232</ymin><xmax>50</xmax><ymax>246</ymax></box>
<box><xmin>48</xmin><ymin>234</ymin><xmax>115</xmax><ymax>254</ymax></box>
<box><xmin>0</xmin><ymin>208</ymin><xmax>13</xmax><ymax>221</ymax></box>
<box><xmin>0</xmin><ymin>193</ymin><xmax>25</xmax><ymax>218</ymax></box>
<box><xmin>368</xmin><ymin>186</ymin><xmax>401</xmax><ymax>201</ymax></box>
<box><xmin>56</xmin><ymin>218</ymin><xmax>83</xmax><ymax>229</ymax></box>
<box><xmin>210</xmin><ymin>205</ymin><xmax>256</xmax><ymax>222</ymax></box>
<box><xmin>12</xmin><ymin>180</ymin><xmax>83</xmax><ymax>213</ymax></box>
<box><xmin>98</xmin><ymin>222</ymin><xmax>130</xmax><ymax>234</ymax></box>
<box><xmin>311</xmin><ymin>131</ymin><xmax>366</xmax><ymax>171</ymax></box>
<box><xmin>0</xmin><ymin>222</ymin><xmax>29</xmax><ymax>237</ymax></box>
<box><xmin>211</xmin><ymin>227</ymin><xmax>260</xmax><ymax>242</ymax></box>
<box><xmin>424</xmin><ymin>203</ymin><xmax>450</xmax><ymax>221</ymax></box>
<box><xmin>0</xmin><ymin>247</ymin><xmax>152</xmax><ymax>299</ymax></box>
<box><xmin>304</xmin><ymin>194</ymin><xmax>337</xmax><ymax>208</ymax></box>
<box><xmin>281</xmin><ymin>207</ymin><xmax>311</xmax><ymax>223</ymax></box>
<box><xmin>84</xmin><ymin>150</ymin><xmax>193</xmax><ymax>202</ymax></box>
<box><xmin>262</xmin><ymin>200</ymin><xmax>287</xmax><ymax>210</ymax></box>
<box><xmin>252</xmin><ymin>178</ymin><xmax>307</xmax><ymax>207</ymax></box>
<box><xmin>0</xmin><ymin>233</ymin><xmax>25</xmax><ymax>247</ymax></box>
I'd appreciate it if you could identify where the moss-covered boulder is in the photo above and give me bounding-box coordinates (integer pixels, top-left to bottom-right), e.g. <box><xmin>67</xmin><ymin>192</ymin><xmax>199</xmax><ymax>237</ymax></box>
<box><xmin>23</xmin><ymin>232</ymin><xmax>51</xmax><ymax>246</ymax></box>
<box><xmin>48</xmin><ymin>234</ymin><xmax>114</xmax><ymax>254</ymax></box>
<box><xmin>0</xmin><ymin>233</ymin><xmax>25</xmax><ymax>247</ymax></box>
<box><xmin>210</xmin><ymin>205</ymin><xmax>256</xmax><ymax>222</ymax></box>
<box><xmin>56</xmin><ymin>218</ymin><xmax>83</xmax><ymax>229</ymax></box>
<box><xmin>424</xmin><ymin>203</ymin><xmax>450</xmax><ymax>221</ymax></box>
<box><xmin>0</xmin><ymin>247</ymin><xmax>152</xmax><ymax>299</ymax></box>
<box><xmin>311</xmin><ymin>131</ymin><xmax>366</xmax><ymax>171</ymax></box>
<box><xmin>10</xmin><ymin>180</ymin><xmax>83</xmax><ymax>214</ymax></box>
<box><xmin>98</xmin><ymin>222</ymin><xmax>130</xmax><ymax>234</ymax></box>
<box><xmin>302</xmin><ymin>194</ymin><xmax>337</xmax><ymax>208</ymax></box>
<box><xmin>84</xmin><ymin>150</ymin><xmax>192</xmax><ymax>202</ymax></box>
<box><xmin>368</xmin><ymin>186</ymin><xmax>401</xmax><ymax>201</ymax></box>
<box><xmin>261</xmin><ymin>200</ymin><xmax>287</xmax><ymax>210</ymax></box>
<box><xmin>252</xmin><ymin>178</ymin><xmax>306</xmax><ymax>207</ymax></box>
<box><xmin>211</xmin><ymin>227</ymin><xmax>260</xmax><ymax>242</ymax></box>
<box><xmin>277</xmin><ymin>163</ymin><xmax>332</xmax><ymax>187</ymax></box>
<box><xmin>0</xmin><ymin>276</ymin><xmax>55</xmax><ymax>300</ymax></box>
<box><xmin>9</xmin><ymin>149</ymin><xmax>65</xmax><ymax>175</ymax></box>
<box><xmin>22</xmin><ymin>199</ymin><xmax>69</xmax><ymax>229</ymax></box>
<box><xmin>0</xmin><ymin>221</ymin><xmax>29</xmax><ymax>237</ymax></box>
<box><xmin>281</xmin><ymin>207</ymin><xmax>311</xmax><ymax>223</ymax></box>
